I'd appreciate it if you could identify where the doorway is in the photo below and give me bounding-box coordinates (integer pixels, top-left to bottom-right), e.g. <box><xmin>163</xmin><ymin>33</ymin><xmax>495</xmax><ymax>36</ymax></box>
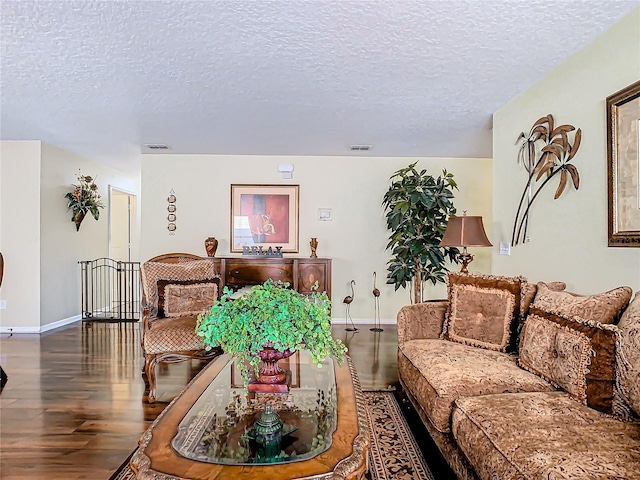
<box><xmin>109</xmin><ymin>187</ymin><xmax>137</xmax><ymax>261</ymax></box>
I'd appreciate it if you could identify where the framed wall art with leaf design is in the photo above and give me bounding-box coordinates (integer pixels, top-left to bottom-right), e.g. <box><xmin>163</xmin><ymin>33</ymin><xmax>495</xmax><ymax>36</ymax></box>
<box><xmin>607</xmin><ymin>80</ymin><xmax>640</xmax><ymax>247</ymax></box>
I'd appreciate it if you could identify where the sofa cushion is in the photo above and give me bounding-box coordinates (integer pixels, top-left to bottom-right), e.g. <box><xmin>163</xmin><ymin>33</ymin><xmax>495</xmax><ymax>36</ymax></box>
<box><xmin>443</xmin><ymin>272</ymin><xmax>526</xmax><ymax>352</ymax></box>
<box><xmin>140</xmin><ymin>259</ymin><xmax>217</xmax><ymax>317</ymax></box>
<box><xmin>452</xmin><ymin>391</ymin><xmax>640</xmax><ymax>480</ymax></box>
<box><xmin>398</xmin><ymin>339</ymin><xmax>554</xmax><ymax>433</ymax></box>
<box><xmin>163</xmin><ymin>281</ymin><xmax>218</xmax><ymax>318</ymax></box>
<box><xmin>532</xmin><ymin>282</ymin><xmax>632</xmax><ymax>324</ymax></box>
<box><xmin>142</xmin><ymin>316</ymin><xmax>205</xmax><ymax>354</ymax></box>
<box><xmin>616</xmin><ymin>292</ymin><xmax>640</xmax><ymax>418</ymax></box>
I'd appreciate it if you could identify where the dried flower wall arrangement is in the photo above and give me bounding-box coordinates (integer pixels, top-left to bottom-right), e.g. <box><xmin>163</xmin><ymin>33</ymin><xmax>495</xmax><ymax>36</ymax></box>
<box><xmin>64</xmin><ymin>171</ymin><xmax>104</xmax><ymax>231</ymax></box>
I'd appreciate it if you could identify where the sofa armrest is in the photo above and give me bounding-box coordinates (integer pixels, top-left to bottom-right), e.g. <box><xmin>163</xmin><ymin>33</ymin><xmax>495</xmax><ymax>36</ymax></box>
<box><xmin>397</xmin><ymin>300</ymin><xmax>448</xmax><ymax>345</ymax></box>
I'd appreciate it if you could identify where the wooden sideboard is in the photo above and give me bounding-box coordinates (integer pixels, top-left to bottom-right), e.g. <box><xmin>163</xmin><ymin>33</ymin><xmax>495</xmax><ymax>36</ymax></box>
<box><xmin>209</xmin><ymin>257</ymin><xmax>332</xmax><ymax>299</ymax></box>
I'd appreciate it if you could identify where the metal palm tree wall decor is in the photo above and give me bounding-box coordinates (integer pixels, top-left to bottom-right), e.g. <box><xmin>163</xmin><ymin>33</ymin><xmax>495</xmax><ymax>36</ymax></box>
<box><xmin>511</xmin><ymin>114</ymin><xmax>582</xmax><ymax>245</ymax></box>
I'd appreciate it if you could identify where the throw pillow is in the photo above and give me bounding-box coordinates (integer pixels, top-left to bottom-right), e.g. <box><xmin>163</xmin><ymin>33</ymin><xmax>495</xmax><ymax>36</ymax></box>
<box><xmin>519</xmin><ymin>307</ymin><xmax>618</xmax><ymax>414</ymax></box>
<box><xmin>157</xmin><ymin>278</ymin><xmax>220</xmax><ymax>317</ymax></box>
<box><xmin>532</xmin><ymin>283</ymin><xmax>632</xmax><ymax>324</ymax></box>
<box><xmin>163</xmin><ymin>282</ymin><xmax>218</xmax><ymax>318</ymax></box>
<box><xmin>615</xmin><ymin>292</ymin><xmax>640</xmax><ymax>419</ymax></box>
<box><xmin>140</xmin><ymin>259</ymin><xmax>217</xmax><ymax>316</ymax></box>
<box><xmin>618</xmin><ymin>291</ymin><xmax>640</xmax><ymax>329</ymax></box>
<box><xmin>519</xmin><ymin>281</ymin><xmax>567</xmax><ymax>320</ymax></box>
<box><xmin>443</xmin><ymin>272</ymin><xmax>526</xmax><ymax>352</ymax></box>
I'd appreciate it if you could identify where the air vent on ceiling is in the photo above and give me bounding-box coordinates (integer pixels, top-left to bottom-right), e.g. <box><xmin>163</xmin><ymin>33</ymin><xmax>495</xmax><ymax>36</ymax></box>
<box><xmin>349</xmin><ymin>144</ymin><xmax>373</xmax><ymax>151</ymax></box>
<box><xmin>143</xmin><ymin>143</ymin><xmax>171</xmax><ymax>150</ymax></box>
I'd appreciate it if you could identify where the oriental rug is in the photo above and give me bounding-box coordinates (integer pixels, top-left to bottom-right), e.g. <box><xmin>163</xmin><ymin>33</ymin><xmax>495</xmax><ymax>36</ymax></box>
<box><xmin>110</xmin><ymin>391</ymin><xmax>434</xmax><ymax>480</ymax></box>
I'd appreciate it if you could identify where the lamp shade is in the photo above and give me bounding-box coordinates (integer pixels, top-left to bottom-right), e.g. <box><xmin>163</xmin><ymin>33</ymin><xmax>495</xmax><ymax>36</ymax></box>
<box><xmin>439</xmin><ymin>215</ymin><xmax>492</xmax><ymax>247</ymax></box>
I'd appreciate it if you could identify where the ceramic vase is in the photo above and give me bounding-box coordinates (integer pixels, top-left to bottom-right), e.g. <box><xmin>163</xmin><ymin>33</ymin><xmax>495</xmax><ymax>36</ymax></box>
<box><xmin>204</xmin><ymin>237</ymin><xmax>219</xmax><ymax>257</ymax></box>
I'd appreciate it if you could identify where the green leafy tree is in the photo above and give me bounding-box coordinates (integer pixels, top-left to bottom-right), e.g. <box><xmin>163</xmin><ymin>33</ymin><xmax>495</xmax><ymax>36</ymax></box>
<box><xmin>382</xmin><ymin>162</ymin><xmax>459</xmax><ymax>303</ymax></box>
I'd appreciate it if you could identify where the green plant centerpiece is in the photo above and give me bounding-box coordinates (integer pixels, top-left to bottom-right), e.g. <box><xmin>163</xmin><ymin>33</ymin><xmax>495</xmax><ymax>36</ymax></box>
<box><xmin>382</xmin><ymin>162</ymin><xmax>460</xmax><ymax>304</ymax></box>
<box><xmin>196</xmin><ymin>279</ymin><xmax>347</xmax><ymax>388</ymax></box>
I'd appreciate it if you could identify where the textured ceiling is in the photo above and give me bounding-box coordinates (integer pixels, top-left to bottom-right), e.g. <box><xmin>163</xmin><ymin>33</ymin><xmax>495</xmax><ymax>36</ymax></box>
<box><xmin>1</xmin><ymin>1</ymin><xmax>638</xmax><ymax>173</ymax></box>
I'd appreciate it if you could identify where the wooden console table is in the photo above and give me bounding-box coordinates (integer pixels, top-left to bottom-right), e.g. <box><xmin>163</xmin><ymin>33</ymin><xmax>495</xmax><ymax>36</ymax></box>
<box><xmin>209</xmin><ymin>257</ymin><xmax>332</xmax><ymax>299</ymax></box>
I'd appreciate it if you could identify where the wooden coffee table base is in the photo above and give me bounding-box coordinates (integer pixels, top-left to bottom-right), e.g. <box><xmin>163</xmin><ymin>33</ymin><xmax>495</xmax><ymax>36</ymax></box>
<box><xmin>131</xmin><ymin>354</ymin><xmax>370</xmax><ymax>480</ymax></box>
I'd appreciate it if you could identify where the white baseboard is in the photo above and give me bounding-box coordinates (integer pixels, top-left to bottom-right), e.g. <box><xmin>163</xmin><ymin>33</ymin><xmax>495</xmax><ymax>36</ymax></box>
<box><xmin>331</xmin><ymin>317</ymin><xmax>396</xmax><ymax>325</ymax></box>
<box><xmin>1</xmin><ymin>315</ymin><xmax>393</xmax><ymax>333</ymax></box>
<box><xmin>0</xmin><ymin>314</ymin><xmax>82</xmax><ymax>334</ymax></box>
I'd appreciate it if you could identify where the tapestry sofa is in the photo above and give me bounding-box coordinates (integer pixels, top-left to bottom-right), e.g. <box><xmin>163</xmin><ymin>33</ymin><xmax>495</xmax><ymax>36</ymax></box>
<box><xmin>397</xmin><ymin>272</ymin><xmax>640</xmax><ymax>480</ymax></box>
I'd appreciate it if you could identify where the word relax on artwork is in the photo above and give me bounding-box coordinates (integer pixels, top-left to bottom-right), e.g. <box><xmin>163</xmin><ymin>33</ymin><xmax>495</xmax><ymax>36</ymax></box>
<box><xmin>241</xmin><ymin>246</ymin><xmax>284</xmax><ymax>257</ymax></box>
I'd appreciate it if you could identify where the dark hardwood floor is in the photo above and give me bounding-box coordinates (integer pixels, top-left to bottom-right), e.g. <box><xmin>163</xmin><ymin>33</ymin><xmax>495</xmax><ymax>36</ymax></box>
<box><xmin>0</xmin><ymin>321</ymin><xmax>399</xmax><ymax>479</ymax></box>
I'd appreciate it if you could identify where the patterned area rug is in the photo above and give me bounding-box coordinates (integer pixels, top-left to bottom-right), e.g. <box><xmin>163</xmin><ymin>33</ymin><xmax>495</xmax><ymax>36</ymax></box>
<box><xmin>110</xmin><ymin>391</ymin><xmax>434</xmax><ymax>480</ymax></box>
<box><xmin>364</xmin><ymin>391</ymin><xmax>435</xmax><ymax>480</ymax></box>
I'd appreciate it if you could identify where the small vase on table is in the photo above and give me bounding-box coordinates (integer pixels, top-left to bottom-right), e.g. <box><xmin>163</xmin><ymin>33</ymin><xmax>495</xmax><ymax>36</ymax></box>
<box><xmin>205</xmin><ymin>237</ymin><xmax>219</xmax><ymax>257</ymax></box>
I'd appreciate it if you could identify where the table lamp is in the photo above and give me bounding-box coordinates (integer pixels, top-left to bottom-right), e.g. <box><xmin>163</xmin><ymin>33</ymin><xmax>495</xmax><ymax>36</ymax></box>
<box><xmin>439</xmin><ymin>213</ymin><xmax>492</xmax><ymax>273</ymax></box>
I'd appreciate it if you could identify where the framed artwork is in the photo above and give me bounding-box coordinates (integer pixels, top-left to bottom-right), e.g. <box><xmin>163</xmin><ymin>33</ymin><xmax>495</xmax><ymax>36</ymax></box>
<box><xmin>607</xmin><ymin>80</ymin><xmax>640</xmax><ymax>247</ymax></box>
<box><xmin>230</xmin><ymin>184</ymin><xmax>300</xmax><ymax>253</ymax></box>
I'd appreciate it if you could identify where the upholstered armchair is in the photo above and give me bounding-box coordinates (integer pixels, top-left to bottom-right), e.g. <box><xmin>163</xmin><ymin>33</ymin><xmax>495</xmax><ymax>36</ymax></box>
<box><xmin>140</xmin><ymin>253</ymin><xmax>222</xmax><ymax>403</ymax></box>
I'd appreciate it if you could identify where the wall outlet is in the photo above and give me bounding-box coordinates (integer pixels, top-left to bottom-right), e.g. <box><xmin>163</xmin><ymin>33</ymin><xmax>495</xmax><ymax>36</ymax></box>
<box><xmin>0</xmin><ymin>300</ymin><xmax>6</xmax><ymax>309</ymax></box>
<box><xmin>499</xmin><ymin>242</ymin><xmax>511</xmax><ymax>256</ymax></box>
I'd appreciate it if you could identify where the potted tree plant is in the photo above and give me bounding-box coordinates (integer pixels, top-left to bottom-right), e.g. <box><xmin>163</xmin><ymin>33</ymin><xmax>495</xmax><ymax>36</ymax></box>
<box><xmin>196</xmin><ymin>279</ymin><xmax>346</xmax><ymax>387</ymax></box>
<box><xmin>382</xmin><ymin>162</ymin><xmax>460</xmax><ymax>303</ymax></box>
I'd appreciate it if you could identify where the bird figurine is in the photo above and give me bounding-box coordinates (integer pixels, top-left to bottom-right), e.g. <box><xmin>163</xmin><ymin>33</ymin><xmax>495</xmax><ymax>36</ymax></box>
<box><xmin>370</xmin><ymin>272</ymin><xmax>383</xmax><ymax>332</ymax></box>
<box><xmin>343</xmin><ymin>280</ymin><xmax>358</xmax><ymax>332</ymax></box>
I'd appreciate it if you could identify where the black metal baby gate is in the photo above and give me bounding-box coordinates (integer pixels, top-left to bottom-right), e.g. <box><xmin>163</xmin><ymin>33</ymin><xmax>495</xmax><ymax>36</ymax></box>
<box><xmin>79</xmin><ymin>258</ymin><xmax>141</xmax><ymax>321</ymax></box>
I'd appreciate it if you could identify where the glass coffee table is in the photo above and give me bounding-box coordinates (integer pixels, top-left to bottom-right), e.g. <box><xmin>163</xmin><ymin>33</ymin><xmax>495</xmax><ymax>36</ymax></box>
<box><xmin>131</xmin><ymin>351</ymin><xmax>370</xmax><ymax>479</ymax></box>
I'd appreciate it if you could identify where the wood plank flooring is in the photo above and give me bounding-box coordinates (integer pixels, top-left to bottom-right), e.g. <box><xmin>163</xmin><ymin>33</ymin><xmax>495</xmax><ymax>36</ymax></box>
<box><xmin>0</xmin><ymin>321</ymin><xmax>399</xmax><ymax>479</ymax></box>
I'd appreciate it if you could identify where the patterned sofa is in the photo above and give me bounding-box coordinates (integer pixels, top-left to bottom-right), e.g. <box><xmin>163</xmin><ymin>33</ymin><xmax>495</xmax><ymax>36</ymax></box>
<box><xmin>397</xmin><ymin>272</ymin><xmax>640</xmax><ymax>480</ymax></box>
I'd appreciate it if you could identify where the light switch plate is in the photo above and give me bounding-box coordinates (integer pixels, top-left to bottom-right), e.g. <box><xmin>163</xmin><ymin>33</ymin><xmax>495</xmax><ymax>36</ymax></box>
<box><xmin>499</xmin><ymin>242</ymin><xmax>511</xmax><ymax>256</ymax></box>
<box><xmin>318</xmin><ymin>208</ymin><xmax>332</xmax><ymax>221</ymax></box>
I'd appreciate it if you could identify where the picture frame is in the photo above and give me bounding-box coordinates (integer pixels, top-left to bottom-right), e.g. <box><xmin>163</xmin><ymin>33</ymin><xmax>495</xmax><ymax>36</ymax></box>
<box><xmin>607</xmin><ymin>80</ymin><xmax>640</xmax><ymax>247</ymax></box>
<box><xmin>230</xmin><ymin>184</ymin><xmax>300</xmax><ymax>253</ymax></box>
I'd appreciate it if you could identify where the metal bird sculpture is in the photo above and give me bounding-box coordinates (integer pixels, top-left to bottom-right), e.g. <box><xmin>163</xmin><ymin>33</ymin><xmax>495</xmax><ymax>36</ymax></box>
<box><xmin>343</xmin><ymin>280</ymin><xmax>358</xmax><ymax>332</ymax></box>
<box><xmin>371</xmin><ymin>272</ymin><xmax>383</xmax><ymax>332</ymax></box>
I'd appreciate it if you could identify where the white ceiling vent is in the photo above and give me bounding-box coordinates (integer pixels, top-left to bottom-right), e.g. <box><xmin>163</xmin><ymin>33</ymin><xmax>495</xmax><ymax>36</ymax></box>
<box><xmin>143</xmin><ymin>143</ymin><xmax>171</xmax><ymax>150</ymax></box>
<box><xmin>349</xmin><ymin>144</ymin><xmax>373</xmax><ymax>151</ymax></box>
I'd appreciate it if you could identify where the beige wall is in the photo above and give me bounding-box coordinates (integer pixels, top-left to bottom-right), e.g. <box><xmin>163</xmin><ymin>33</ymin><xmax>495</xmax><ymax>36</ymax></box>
<box><xmin>0</xmin><ymin>140</ymin><xmax>140</xmax><ymax>331</ymax></box>
<box><xmin>492</xmin><ymin>8</ymin><xmax>640</xmax><ymax>293</ymax></box>
<box><xmin>141</xmin><ymin>154</ymin><xmax>492</xmax><ymax>321</ymax></box>
<box><xmin>39</xmin><ymin>143</ymin><xmax>140</xmax><ymax>327</ymax></box>
<box><xmin>0</xmin><ymin>141</ymin><xmax>42</xmax><ymax>329</ymax></box>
